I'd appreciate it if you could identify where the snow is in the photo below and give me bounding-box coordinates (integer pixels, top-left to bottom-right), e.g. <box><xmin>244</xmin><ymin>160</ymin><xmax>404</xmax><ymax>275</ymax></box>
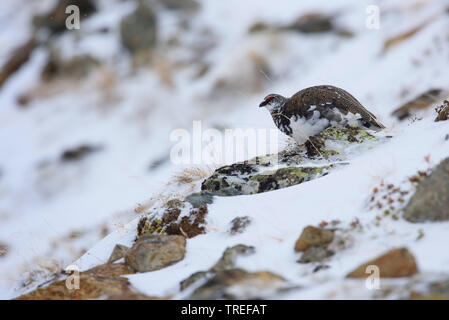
<box><xmin>1</xmin><ymin>0</ymin><xmax>449</xmax><ymax>299</ymax></box>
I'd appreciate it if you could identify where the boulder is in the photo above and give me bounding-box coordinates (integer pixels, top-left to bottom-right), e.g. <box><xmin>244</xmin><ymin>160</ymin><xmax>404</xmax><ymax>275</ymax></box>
<box><xmin>189</xmin><ymin>268</ymin><xmax>285</xmax><ymax>300</ymax></box>
<box><xmin>403</xmin><ymin>158</ymin><xmax>449</xmax><ymax>222</ymax></box>
<box><xmin>200</xmin><ymin>125</ymin><xmax>384</xmax><ymax>196</ymax></box>
<box><xmin>294</xmin><ymin>226</ymin><xmax>334</xmax><ymax>252</ymax></box>
<box><xmin>120</xmin><ymin>1</ymin><xmax>157</xmax><ymax>55</ymax></box>
<box><xmin>346</xmin><ymin>248</ymin><xmax>418</xmax><ymax>278</ymax></box>
<box><xmin>125</xmin><ymin>235</ymin><xmax>186</xmax><ymax>272</ymax></box>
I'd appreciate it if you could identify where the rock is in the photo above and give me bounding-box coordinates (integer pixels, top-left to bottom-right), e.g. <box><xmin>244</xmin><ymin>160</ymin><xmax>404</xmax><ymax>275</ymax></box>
<box><xmin>403</xmin><ymin>158</ymin><xmax>449</xmax><ymax>222</ymax></box>
<box><xmin>294</xmin><ymin>226</ymin><xmax>334</xmax><ymax>252</ymax></box>
<box><xmin>200</xmin><ymin>125</ymin><xmax>383</xmax><ymax>196</ymax></box>
<box><xmin>189</xmin><ymin>268</ymin><xmax>285</xmax><ymax>300</ymax></box>
<box><xmin>180</xmin><ymin>271</ymin><xmax>211</xmax><ymax>291</ymax></box>
<box><xmin>157</xmin><ymin>0</ymin><xmax>199</xmax><ymax>12</ymax></box>
<box><xmin>435</xmin><ymin>100</ymin><xmax>449</xmax><ymax>122</ymax></box>
<box><xmin>0</xmin><ymin>243</ymin><xmax>8</xmax><ymax>258</ymax></box>
<box><xmin>428</xmin><ymin>279</ymin><xmax>449</xmax><ymax>298</ymax></box>
<box><xmin>41</xmin><ymin>50</ymin><xmax>99</xmax><ymax>83</ymax></box>
<box><xmin>16</xmin><ymin>263</ymin><xmax>158</xmax><ymax>300</ymax></box>
<box><xmin>0</xmin><ymin>38</ymin><xmax>36</xmax><ymax>89</ymax></box>
<box><xmin>33</xmin><ymin>0</ymin><xmax>97</xmax><ymax>34</ymax></box>
<box><xmin>391</xmin><ymin>89</ymin><xmax>447</xmax><ymax>120</ymax></box>
<box><xmin>298</xmin><ymin>246</ymin><xmax>334</xmax><ymax>264</ymax></box>
<box><xmin>382</xmin><ymin>22</ymin><xmax>428</xmax><ymax>53</ymax></box>
<box><xmin>249</xmin><ymin>12</ymin><xmax>353</xmax><ymax>37</ymax></box>
<box><xmin>107</xmin><ymin>244</ymin><xmax>130</xmax><ymax>263</ymax></box>
<box><xmin>184</xmin><ymin>191</ymin><xmax>214</xmax><ymax>208</ymax></box>
<box><xmin>125</xmin><ymin>234</ymin><xmax>186</xmax><ymax>272</ymax></box>
<box><xmin>287</xmin><ymin>13</ymin><xmax>335</xmax><ymax>33</ymax></box>
<box><xmin>120</xmin><ymin>1</ymin><xmax>157</xmax><ymax>55</ymax></box>
<box><xmin>202</xmin><ymin>164</ymin><xmax>332</xmax><ymax>196</ymax></box>
<box><xmin>250</xmin><ymin>166</ymin><xmax>332</xmax><ymax>194</ymax></box>
<box><xmin>137</xmin><ymin>203</ymin><xmax>207</xmax><ymax>239</ymax></box>
<box><xmin>210</xmin><ymin>245</ymin><xmax>255</xmax><ymax>272</ymax></box>
<box><xmin>346</xmin><ymin>248</ymin><xmax>418</xmax><ymax>278</ymax></box>
<box><xmin>228</xmin><ymin>216</ymin><xmax>252</xmax><ymax>235</ymax></box>
<box><xmin>60</xmin><ymin>144</ymin><xmax>101</xmax><ymax>162</ymax></box>
<box><xmin>180</xmin><ymin>244</ymin><xmax>256</xmax><ymax>291</ymax></box>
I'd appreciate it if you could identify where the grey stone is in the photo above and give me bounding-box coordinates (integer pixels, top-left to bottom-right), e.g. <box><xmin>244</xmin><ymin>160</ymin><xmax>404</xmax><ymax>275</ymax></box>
<box><xmin>184</xmin><ymin>191</ymin><xmax>214</xmax><ymax>208</ymax></box>
<box><xmin>107</xmin><ymin>244</ymin><xmax>129</xmax><ymax>263</ymax></box>
<box><xmin>403</xmin><ymin>158</ymin><xmax>449</xmax><ymax>222</ymax></box>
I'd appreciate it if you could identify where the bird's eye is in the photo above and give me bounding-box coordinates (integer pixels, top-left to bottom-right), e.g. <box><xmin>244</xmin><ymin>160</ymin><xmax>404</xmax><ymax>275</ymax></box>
<box><xmin>265</xmin><ymin>96</ymin><xmax>273</xmax><ymax>101</ymax></box>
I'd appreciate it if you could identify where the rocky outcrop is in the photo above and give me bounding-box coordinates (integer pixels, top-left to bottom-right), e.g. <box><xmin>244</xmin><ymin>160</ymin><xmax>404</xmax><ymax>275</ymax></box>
<box><xmin>403</xmin><ymin>158</ymin><xmax>449</xmax><ymax>222</ymax></box>
<box><xmin>346</xmin><ymin>248</ymin><xmax>418</xmax><ymax>278</ymax></box>
<box><xmin>125</xmin><ymin>234</ymin><xmax>186</xmax><ymax>273</ymax></box>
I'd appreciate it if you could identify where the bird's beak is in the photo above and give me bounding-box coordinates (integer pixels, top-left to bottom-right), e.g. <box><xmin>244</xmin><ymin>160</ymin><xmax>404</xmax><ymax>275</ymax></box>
<box><xmin>259</xmin><ymin>100</ymin><xmax>268</xmax><ymax>108</ymax></box>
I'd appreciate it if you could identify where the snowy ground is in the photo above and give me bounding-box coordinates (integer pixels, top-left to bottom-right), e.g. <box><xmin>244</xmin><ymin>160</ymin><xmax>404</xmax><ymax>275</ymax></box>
<box><xmin>1</xmin><ymin>0</ymin><xmax>449</xmax><ymax>299</ymax></box>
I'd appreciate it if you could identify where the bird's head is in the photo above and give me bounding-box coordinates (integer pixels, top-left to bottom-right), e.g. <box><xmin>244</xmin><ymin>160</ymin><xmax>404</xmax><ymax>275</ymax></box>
<box><xmin>259</xmin><ymin>94</ymin><xmax>287</xmax><ymax>112</ymax></box>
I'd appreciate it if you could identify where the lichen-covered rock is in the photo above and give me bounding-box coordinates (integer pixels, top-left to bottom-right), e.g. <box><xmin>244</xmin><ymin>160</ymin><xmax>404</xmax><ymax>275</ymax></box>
<box><xmin>250</xmin><ymin>166</ymin><xmax>332</xmax><ymax>194</ymax></box>
<box><xmin>295</xmin><ymin>226</ymin><xmax>335</xmax><ymax>263</ymax></box>
<box><xmin>346</xmin><ymin>248</ymin><xmax>418</xmax><ymax>278</ymax></box>
<box><xmin>33</xmin><ymin>0</ymin><xmax>97</xmax><ymax>34</ymax></box>
<box><xmin>189</xmin><ymin>268</ymin><xmax>286</xmax><ymax>300</ymax></box>
<box><xmin>294</xmin><ymin>226</ymin><xmax>334</xmax><ymax>252</ymax></box>
<box><xmin>200</xmin><ymin>125</ymin><xmax>384</xmax><ymax>196</ymax></box>
<box><xmin>125</xmin><ymin>235</ymin><xmax>186</xmax><ymax>272</ymax></box>
<box><xmin>403</xmin><ymin>158</ymin><xmax>449</xmax><ymax>222</ymax></box>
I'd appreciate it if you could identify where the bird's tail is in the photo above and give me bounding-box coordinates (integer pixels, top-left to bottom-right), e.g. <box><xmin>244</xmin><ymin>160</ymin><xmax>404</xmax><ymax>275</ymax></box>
<box><xmin>360</xmin><ymin>118</ymin><xmax>385</xmax><ymax>131</ymax></box>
